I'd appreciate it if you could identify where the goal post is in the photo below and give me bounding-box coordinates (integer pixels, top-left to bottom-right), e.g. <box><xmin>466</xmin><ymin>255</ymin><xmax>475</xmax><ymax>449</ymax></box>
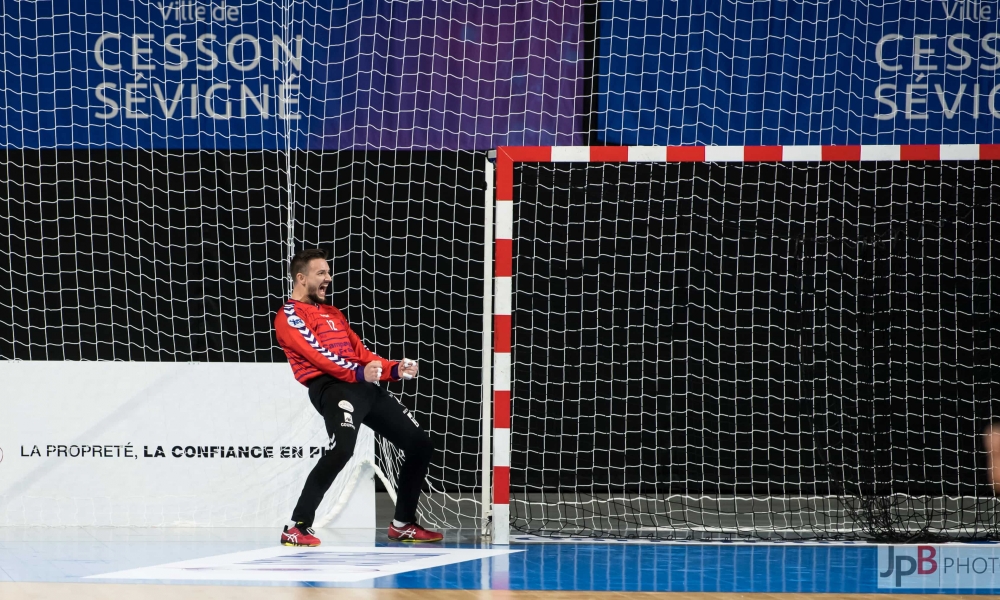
<box><xmin>488</xmin><ymin>145</ymin><xmax>1000</xmax><ymax>542</ymax></box>
<box><xmin>481</xmin><ymin>153</ymin><xmax>496</xmax><ymax>538</ymax></box>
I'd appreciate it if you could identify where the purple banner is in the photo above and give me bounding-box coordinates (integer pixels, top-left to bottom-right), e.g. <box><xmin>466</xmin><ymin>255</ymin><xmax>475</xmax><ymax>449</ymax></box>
<box><xmin>303</xmin><ymin>0</ymin><xmax>584</xmax><ymax>150</ymax></box>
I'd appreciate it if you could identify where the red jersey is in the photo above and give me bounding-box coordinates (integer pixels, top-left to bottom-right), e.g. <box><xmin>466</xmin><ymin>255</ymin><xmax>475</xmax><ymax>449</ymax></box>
<box><xmin>274</xmin><ymin>299</ymin><xmax>400</xmax><ymax>385</ymax></box>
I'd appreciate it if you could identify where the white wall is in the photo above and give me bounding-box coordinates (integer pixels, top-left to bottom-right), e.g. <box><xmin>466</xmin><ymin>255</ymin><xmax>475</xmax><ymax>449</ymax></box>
<box><xmin>0</xmin><ymin>362</ymin><xmax>375</xmax><ymax>528</ymax></box>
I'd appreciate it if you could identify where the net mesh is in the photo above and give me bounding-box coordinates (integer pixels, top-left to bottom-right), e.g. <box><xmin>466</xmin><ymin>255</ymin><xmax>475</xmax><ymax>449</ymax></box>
<box><xmin>0</xmin><ymin>151</ymin><xmax>289</xmax><ymax>362</ymax></box>
<box><xmin>0</xmin><ymin>149</ymin><xmax>488</xmax><ymax>528</ymax></box>
<box><xmin>507</xmin><ymin>160</ymin><xmax>1000</xmax><ymax>540</ymax></box>
<box><xmin>0</xmin><ymin>0</ymin><xmax>576</xmax><ymax>529</ymax></box>
<box><xmin>2</xmin><ymin>0</ymin><xmax>1000</xmax><ymax>538</ymax></box>
<box><xmin>0</xmin><ymin>0</ymin><xmax>507</xmax><ymax>526</ymax></box>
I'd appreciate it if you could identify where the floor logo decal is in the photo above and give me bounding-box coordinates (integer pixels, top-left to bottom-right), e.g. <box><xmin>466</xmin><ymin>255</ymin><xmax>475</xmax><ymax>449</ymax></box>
<box><xmin>89</xmin><ymin>545</ymin><xmax>518</xmax><ymax>583</ymax></box>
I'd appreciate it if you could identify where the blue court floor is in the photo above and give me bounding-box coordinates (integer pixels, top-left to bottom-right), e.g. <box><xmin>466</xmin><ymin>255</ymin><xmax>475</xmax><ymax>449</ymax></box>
<box><xmin>0</xmin><ymin>527</ymin><xmax>998</xmax><ymax>595</ymax></box>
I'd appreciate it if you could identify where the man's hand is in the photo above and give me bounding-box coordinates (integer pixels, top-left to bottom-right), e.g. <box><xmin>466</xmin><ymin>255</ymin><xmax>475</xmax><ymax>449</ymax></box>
<box><xmin>364</xmin><ymin>361</ymin><xmax>383</xmax><ymax>382</ymax></box>
<box><xmin>400</xmin><ymin>358</ymin><xmax>419</xmax><ymax>380</ymax></box>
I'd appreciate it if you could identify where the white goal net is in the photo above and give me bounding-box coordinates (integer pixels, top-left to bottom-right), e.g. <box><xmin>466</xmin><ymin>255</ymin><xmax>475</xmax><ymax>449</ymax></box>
<box><xmin>491</xmin><ymin>147</ymin><xmax>1000</xmax><ymax>541</ymax></box>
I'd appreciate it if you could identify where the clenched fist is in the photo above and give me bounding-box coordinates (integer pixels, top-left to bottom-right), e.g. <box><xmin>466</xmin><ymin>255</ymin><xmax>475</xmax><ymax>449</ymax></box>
<box><xmin>400</xmin><ymin>358</ymin><xmax>419</xmax><ymax>380</ymax></box>
<box><xmin>364</xmin><ymin>361</ymin><xmax>383</xmax><ymax>382</ymax></box>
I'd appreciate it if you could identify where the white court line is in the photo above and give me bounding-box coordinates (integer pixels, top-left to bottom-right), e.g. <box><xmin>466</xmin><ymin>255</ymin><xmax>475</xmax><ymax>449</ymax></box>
<box><xmin>507</xmin><ymin>534</ymin><xmax>972</xmax><ymax>546</ymax></box>
<box><xmin>509</xmin><ymin>535</ymin><xmax>868</xmax><ymax>545</ymax></box>
<box><xmin>88</xmin><ymin>545</ymin><xmax>519</xmax><ymax>583</ymax></box>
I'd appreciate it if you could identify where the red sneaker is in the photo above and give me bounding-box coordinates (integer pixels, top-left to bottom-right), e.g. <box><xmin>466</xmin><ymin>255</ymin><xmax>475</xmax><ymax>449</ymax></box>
<box><xmin>281</xmin><ymin>525</ymin><xmax>321</xmax><ymax>547</ymax></box>
<box><xmin>387</xmin><ymin>522</ymin><xmax>443</xmax><ymax>543</ymax></box>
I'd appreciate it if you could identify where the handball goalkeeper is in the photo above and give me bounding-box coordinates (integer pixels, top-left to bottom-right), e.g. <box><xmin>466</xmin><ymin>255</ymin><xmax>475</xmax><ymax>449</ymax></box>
<box><xmin>274</xmin><ymin>248</ymin><xmax>441</xmax><ymax>545</ymax></box>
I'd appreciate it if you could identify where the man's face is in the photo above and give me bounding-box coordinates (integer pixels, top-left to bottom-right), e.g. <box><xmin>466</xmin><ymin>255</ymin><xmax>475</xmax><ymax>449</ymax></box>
<box><xmin>300</xmin><ymin>258</ymin><xmax>332</xmax><ymax>303</ymax></box>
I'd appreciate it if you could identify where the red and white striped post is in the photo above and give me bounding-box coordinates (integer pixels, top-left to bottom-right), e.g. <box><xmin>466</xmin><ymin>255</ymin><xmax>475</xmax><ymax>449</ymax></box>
<box><xmin>491</xmin><ymin>147</ymin><xmax>550</xmax><ymax>544</ymax></box>
<box><xmin>487</xmin><ymin>143</ymin><xmax>994</xmax><ymax>543</ymax></box>
<box><xmin>491</xmin><ymin>148</ymin><xmax>513</xmax><ymax>545</ymax></box>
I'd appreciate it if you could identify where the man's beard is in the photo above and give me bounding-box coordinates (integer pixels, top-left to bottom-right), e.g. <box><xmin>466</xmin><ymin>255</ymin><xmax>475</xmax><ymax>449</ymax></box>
<box><xmin>307</xmin><ymin>285</ymin><xmax>326</xmax><ymax>304</ymax></box>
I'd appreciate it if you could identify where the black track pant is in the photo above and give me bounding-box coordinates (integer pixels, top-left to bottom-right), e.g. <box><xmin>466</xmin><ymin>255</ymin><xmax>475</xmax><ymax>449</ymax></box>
<box><xmin>290</xmin><ymin>375</ymin><xmax>433</xmax><ymax>528</ymax></box>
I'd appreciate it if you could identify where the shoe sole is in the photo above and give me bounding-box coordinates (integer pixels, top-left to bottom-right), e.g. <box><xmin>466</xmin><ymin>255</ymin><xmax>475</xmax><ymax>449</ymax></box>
<box><xmin>388</xmin><ymin>537</ymin><xmax>442</xmax><ymax>543</ymax></box>
<box><xmin>281</xmin><ymin>540</ymin><xmax>321</xmax><ymax>547</ymax></box>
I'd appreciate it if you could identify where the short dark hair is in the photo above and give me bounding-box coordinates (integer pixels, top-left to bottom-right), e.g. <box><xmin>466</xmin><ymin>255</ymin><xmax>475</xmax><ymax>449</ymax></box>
<box><xmin>289</xmin><ymin>248</ymin><xmax>328</xmax><ymax>279</ymax></box>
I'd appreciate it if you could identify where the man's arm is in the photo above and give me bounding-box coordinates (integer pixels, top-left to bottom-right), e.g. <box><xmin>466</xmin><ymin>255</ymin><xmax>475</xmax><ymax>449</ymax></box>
<box><xmin>276</xmin><ymin>307</ymin><xmax>367</xmax><ymax>383</ymax></box>
<box><xmin>339</xmin><ymin>317</ymin><xmax>401</xmax><ymax>382</ymax></box>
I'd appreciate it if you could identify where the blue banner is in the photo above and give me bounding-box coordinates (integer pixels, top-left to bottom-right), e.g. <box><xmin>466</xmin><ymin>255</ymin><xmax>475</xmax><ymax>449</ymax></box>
<box><xmin>0</xmin><ymin>0</ymin><xmax>582</xmax><ymax>149</ymax></box>
<box><xmin>597</xmin><ymin>0</ymin><xmax>1000</xmax><ymax>146</ymax></box>
<box><xmin>1</xmin><ymin>0</ymin><xmax>300</xmax><ymax>148</ymax></box>
<box><xmin>307</xmin><ymin>0</ymin><xmax>583</xmax><ymax>150</ymax></box>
